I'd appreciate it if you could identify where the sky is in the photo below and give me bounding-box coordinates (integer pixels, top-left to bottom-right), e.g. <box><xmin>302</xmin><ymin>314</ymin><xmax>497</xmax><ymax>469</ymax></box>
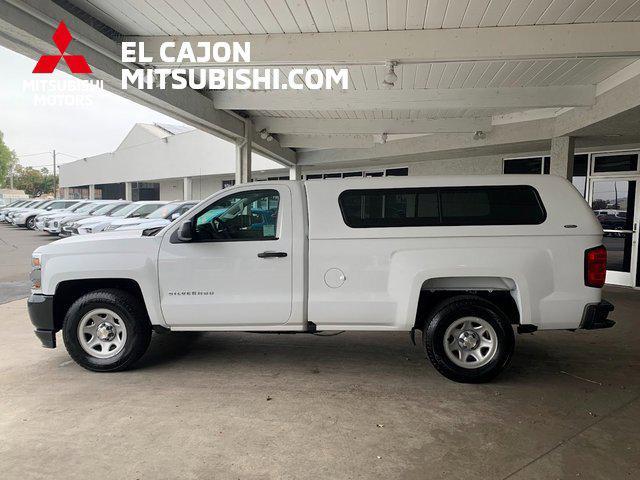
<box><xmin>0</xmin><ymin>45</ymin><xmax>189</xmax><ymax>170</ymax></box>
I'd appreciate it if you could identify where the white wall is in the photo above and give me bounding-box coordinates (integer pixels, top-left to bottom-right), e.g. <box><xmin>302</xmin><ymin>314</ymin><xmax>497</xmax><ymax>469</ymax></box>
<box><xmin>59</xmin><ymin>128</ymin><xmax>282</xmax><ymax>187</ymax></box>
<box><xmin>158</xmin><ymin>170</ymin><xmax>290</xmax><ymax>201</ymax></box>
<box><xmin>409</xmin><ymin>155</ymin><xmax>504</xmax><ymax>175</ymax></box>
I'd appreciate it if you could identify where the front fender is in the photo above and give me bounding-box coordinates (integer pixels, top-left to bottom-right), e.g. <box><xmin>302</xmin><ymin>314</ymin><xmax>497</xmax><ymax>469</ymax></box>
<box><xmin>37</xmin><ymin>235</ymin><xmax>166</xmax><ymax>326</ymax></box>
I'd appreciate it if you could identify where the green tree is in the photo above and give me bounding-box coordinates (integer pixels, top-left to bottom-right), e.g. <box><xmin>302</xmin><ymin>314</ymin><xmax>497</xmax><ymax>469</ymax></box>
<box><xmin>12</xmin><ymin>165</ymin><xmax>55</xmax><ymax>196</ymax></box>
<box><xmin>0</xmin><ymin>131</ymin><xmax>18</xmax><ymax>187</ymax></box>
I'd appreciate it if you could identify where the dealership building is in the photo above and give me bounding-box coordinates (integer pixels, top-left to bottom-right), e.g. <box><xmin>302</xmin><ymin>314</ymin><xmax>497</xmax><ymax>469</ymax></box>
<box><xmin>4</xmin><ymin>0</ymin><xmax>640</xmax><ymax>289</ymax></box>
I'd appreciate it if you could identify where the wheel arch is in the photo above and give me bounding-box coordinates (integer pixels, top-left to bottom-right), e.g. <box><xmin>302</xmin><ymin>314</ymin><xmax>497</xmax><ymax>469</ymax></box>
<box><xmin>412</xmin><ymin>276</ymin><xmax>522</xmax><ymax>332</ymax></box>
<box><xmin>52</xmin><ymin>278</ymin><xmax>149</xmax><ymax>331</ymax></box>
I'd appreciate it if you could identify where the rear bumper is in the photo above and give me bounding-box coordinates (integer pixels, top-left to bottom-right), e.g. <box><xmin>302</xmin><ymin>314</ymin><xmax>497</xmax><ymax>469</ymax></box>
<box><xmin>27</xmin><ymin>294</ymin><xmax>57</xmax><ymax>348</ymax></box>
<box><xmin>580</xmin><ymin>300</ymin><xmax>615</xmax><ymax>330</ymax></box>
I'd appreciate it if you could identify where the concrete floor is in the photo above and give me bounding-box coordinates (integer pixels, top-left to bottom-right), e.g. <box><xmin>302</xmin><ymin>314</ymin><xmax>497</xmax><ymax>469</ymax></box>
<box><xmin>0</xmin><ymin>224</ymin><xmax>56</xmax><ymax>303</ymax></box>
<box><xmin>0</xmin><ymin>287</ymin><xmax>638</xmax><ymax>479</ymax></box>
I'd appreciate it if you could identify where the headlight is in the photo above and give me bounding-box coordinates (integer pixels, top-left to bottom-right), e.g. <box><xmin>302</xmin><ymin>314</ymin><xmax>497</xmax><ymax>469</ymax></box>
<box><xmin>30</xmin><ymin>253</ymin><xmax>42</xmax><ymax>292</ymax></box>
<box><xmin>105</xmin><ymin>224</ymin><xmax>120</xmax><ymax>231</ymax></box>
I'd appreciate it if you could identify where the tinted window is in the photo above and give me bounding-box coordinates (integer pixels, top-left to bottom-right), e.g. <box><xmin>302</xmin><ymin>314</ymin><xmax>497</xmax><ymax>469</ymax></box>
<box><xmin>386</xmin><ymin>167</ymin><xmax>409</xmax><ymax>176</ymax></box>
<box><xmin>593</xmin><ymin>154</ymin><xmax>638</xmax><ymax>173</ymax></box>
<box><xmin>194</xmin><ymin>190</ymin><xmax>279</xmax><ymax>241</ymax></box>
<box><xmin>340</xmin><ymin>189</ymin><xmax>439</xmax><ymax>228</ymax></box>
<box><xmin>504</xmin><ymin>157</ymin><xmax>543</xmax><ymax>174</ymax></box>
<box><xmin>439</xmin><ymin>186</ymin><xmax>545</xmax><ymax>225</ymax></box>
<box><xmin>339</xmin><ymin>186</ymin><xmax>545</xmax><ymax>228</ymax></box>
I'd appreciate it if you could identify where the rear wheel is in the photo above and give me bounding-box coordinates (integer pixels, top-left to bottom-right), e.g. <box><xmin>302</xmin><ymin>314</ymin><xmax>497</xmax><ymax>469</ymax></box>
<box><xmin>62</xmin><ymin>289</ymin><xmax>152</xmax><ymax>372</ymax></box>
<box><xmin>423</xmin><ymin>295</ymin><xmax>515</xmax><ymax>383</ymax></box>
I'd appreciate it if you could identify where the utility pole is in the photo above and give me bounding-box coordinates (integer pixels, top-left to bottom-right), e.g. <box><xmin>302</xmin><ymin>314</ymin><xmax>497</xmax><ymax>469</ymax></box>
<box><xmin>52</xmin><ymin>149</ymin><xmax>56</xmax><ymax>197</ymax></box>
<box><xmin>9</xmin><ymin>164</ymin><xmax>13</xmax><ymax>189</ymax></box>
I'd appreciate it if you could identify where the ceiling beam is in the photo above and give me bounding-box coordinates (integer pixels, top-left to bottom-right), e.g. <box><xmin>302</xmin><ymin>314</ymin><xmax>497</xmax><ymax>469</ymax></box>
<box><xmin>278</xmin><ymin>134</ymin><xmax>375</xmax><ymax>149</ymax></box>
<box><xmin>215</xmin><ymin>86</ymin><xmax>595</xmax><ymax>111</ymax></box>
<box><xmin>297</xmin><ymin>119</ymin><xmax>556</xmax><ymax>166</ymax></box>
<box><xmin>254</xmin><ymin>117</ymin><xmax>492</xmax><ymax>134</ymax></box>
<box><xmin>556</xmin><ymin>69</ymin><xmax>640</xmax><ymax>137</ymax></box>
<box><xmin>128</xmin><ymin>22</ymin><xmax>640</xmax><ymax>66</ymax></box>
<box><xmin>0</xmin><ymin>0</ymin><xmax>296</xmax><ymax>166</ymax></box>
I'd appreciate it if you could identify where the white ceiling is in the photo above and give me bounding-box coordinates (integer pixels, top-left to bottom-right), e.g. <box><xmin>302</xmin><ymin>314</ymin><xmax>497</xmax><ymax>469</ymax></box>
<box><xmin>62</xmin><ymin>0</ymin><xmax>640</xmax><ymax>151</ymax></box>
<box><xmin>72</xmin><ymin>0</ymin><xmax>640</xmax><ymax>35</ymax></box>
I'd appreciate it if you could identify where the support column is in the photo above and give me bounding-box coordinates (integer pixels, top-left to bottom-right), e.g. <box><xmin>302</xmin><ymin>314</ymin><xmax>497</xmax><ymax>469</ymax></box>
<box><xmin>88</xmin><ymin>185</ymin><xmax>95</xmax><ymax>200</ymax></box>
<box><xmin>550</xmin><ymin>136</ymin><xmax>575</xmax><ymax>180</ymax></box>
<box><xmin>61</xmin><ymin>187</ymin><xmax>69</xmax><ymax>199</ymax></box>
<box><xmin>235</xmin><ymin>119</ymin><xmax>252</xmax><ymax>184</ymax></box>
<box><xmin>125</xmin><ymin>182</ymin><xmax>133</xmax><ymax>201</ymax></box>
<box><xmin>183</xmin><ymin>177</ymin><xmax>192</xmax><ymax>200</ymax></box>
<box><xmin>289</xmin><ymin>165</ymin><xmax>301</xmax><ymax>180</ymax></box>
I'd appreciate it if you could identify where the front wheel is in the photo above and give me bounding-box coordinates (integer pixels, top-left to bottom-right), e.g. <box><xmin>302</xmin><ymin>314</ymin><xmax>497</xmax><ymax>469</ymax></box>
<box><xmin>62</xmin><ymin>289</ymin><xmax>152</xmax><ymax>372</ymax></box>
<box><xmin>26</xmin><ymin>216</ymin><xmax>36</xmax><ymax>229</ymax></box>
<box><xmin>423</xmin><ymin>296</ymin><xmax>515</xmax><ymax>383</ymax></box>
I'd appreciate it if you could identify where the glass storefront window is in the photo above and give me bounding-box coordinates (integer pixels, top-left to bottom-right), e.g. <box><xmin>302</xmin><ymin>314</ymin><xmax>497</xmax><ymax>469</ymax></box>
<box><xmin>593</xmin><ymin>154</ymin><xmax>638</xmax><ymax>173</ymax></box>
<box><xmin>572</xmin><ymin>154</ymin><xmax>588</xmax><ymax>196</ymax></box>
<box><xmin>503</xmin><ymin>157</ymin><xmax>550</xmax><ymax>174</ymax></box>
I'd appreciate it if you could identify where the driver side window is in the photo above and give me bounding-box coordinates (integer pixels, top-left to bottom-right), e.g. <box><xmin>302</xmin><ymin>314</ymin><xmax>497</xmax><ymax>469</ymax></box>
<box><xmin>194</xmin><ymin>189</ymin><xmax>279</xmax><ymax>241</ymax></box>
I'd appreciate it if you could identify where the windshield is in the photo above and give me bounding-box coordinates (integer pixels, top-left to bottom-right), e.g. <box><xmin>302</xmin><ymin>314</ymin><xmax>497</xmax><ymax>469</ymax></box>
<box><xmin>111</xmin><ymin>203</ymin><xmax>142</xmax><ymax>218</ymax></box>
<box><xmin>64</xmin><ymin>202</ymin><xmax>84</xmax><ymax>211</ymax></box>
<box><xmin>147</xmin><ymin>204</ymin><xmax>177</xmax><ymax>219</ymax></box>
<box><xmin>38</xmin><ymin>201</ymin><xmax>55</xmax><ymax>209</ymax></box>
<box><xmin>74</xmin><ymin>203</ymin><xmax>97</xmax><ymax>214</ymax></box>
<box><xmin>92</xmin><ymin>203</ymin><xmax>123</xmax><ymax>215</ymax></box>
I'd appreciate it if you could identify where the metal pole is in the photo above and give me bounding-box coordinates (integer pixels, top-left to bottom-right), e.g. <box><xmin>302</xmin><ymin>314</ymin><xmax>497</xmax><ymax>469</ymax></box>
<box><xmin>52</xmin><ymin>149</ymin><xmax>56</xmax><ymax>197</ymax></box>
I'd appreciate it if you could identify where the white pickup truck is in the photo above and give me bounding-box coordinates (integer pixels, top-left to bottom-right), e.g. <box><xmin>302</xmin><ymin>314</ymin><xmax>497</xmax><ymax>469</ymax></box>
<box><xmin>27</xmin><ymin>176</ymin><xmax>614</xmax><ymax>383</ymax></box>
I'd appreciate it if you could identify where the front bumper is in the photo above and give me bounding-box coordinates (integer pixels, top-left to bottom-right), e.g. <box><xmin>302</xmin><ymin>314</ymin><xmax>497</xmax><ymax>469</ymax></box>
<box><xmin>44</xmin><ymin>220</ymin><xmax>61</xmax><ymax>233</ymax></box>
<box><xmin>60</xmin><ymin>225</ymin><xmax>77</xmax><ymax>236</ymax></box>
<box><xmin>27</xmin><ymin>294</ymin><xmax>57</xmax><ymax>348</ymax></box>
<box><xmin>580</xmin><ymin>300</ymin><xmax>615</xmax><ymax>330</ymax></box>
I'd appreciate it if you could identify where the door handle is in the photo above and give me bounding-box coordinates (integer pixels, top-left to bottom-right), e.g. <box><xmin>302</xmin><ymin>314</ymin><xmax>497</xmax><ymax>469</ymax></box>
<box><xmin>257</xmin><ymin>251</ymin><xmax>287</xmax><ymax>258</ymax></box>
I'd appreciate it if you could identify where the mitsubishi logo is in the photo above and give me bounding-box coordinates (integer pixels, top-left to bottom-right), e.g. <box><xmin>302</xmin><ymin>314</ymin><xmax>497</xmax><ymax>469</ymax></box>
<box><xmin>33</xmin><ymin>21</ymin><xmax>92</xmax><ymax>74</ymax></box>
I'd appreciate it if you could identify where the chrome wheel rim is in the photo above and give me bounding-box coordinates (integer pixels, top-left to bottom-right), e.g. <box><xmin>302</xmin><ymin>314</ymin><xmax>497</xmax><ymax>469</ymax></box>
<box><xmin>77</xmin><ymin>309</ymin><xmax>127</xmax><ymax>359</ymax></box>
<box><xmin>443</xmin><ymin>317</ymin><xmax>498</xmax><ymax>369</ymax></box>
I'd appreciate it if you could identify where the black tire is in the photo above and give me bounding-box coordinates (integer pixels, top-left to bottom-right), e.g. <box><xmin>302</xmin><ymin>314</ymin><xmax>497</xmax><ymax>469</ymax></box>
<box><xmin>422</xmin><ymin>295</ymin><xmax>515</xmax><ymax>383</ymax></box>
<box><xmin>62</xmin><ymin>289</ymin><xmax>152</xmax><ymax>372</ymax></box>
<box><xmin>26</xmin><ymin>216</ymin><xmax>36</xmax><ymax>229</ymax></box>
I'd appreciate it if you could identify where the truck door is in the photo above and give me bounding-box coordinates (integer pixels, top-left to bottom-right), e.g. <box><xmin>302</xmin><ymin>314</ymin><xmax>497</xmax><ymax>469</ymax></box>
<box><xmin>157</xmin><ymin>186</ymin><xmax>293</xmax><ymax>327</ymax></box>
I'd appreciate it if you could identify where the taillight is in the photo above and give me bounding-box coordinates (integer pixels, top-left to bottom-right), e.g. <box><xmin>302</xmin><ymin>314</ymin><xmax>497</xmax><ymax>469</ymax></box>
<box><xmin>585</xmin><ymin>245</ymin><xmax>607</xmax><ymax>288</ymax></box>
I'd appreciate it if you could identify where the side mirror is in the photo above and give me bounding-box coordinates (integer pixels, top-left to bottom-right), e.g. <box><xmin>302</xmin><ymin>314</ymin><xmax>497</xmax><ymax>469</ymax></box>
<box><xmin>171</xmin><ymin>212</ymin><xmax>180</xmax><ymax>220</ymax></box>
<box><xmin>46</xmin><ymin>207</ymin><xmax>53</xmax><ymax>211</ymax></box>
<box><xmin>177</xmin><ymin>220</ymin><xmax>193</xmax><ymax>242</ymax></box>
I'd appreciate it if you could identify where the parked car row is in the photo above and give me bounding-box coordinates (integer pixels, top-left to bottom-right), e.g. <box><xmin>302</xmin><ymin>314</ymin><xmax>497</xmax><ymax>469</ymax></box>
<box><xmin>0</xmin><ymin>198</ymin><xmax>197</xmax><ymax>236</ymax></box>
